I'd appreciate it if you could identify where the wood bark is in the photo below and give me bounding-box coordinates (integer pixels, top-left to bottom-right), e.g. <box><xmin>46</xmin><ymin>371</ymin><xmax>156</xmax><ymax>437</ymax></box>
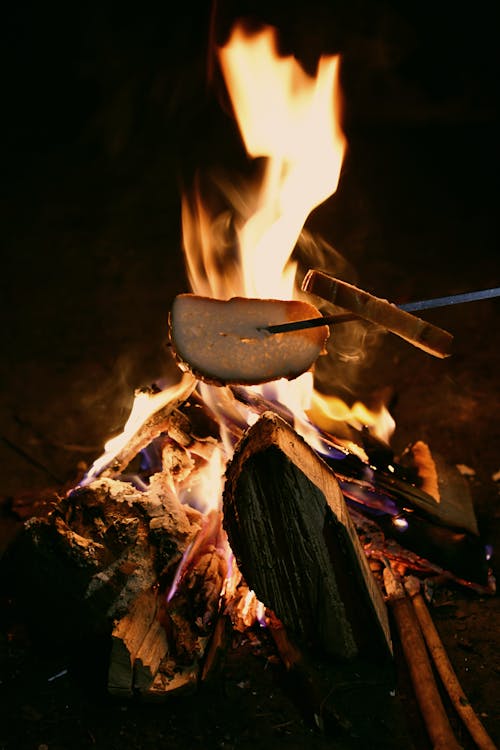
<box><xmin>223</xmin><ymin>412</ymin><xmax>392</xmax><ymax>661</ymax></box>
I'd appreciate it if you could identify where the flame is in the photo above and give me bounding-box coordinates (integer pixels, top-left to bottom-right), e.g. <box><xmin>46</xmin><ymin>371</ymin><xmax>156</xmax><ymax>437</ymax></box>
<box><xmin>183</xmin><ymin>23</ymin><xmax>345</xmax><ymax>304</ymax></box>
<box><xmin>177</xmin><ymin>442</ymin><xmax>225</xmax><ymax>514</ymax></box>
<box><xmin>217</xmin><ymin>25</ymin><xmax>345</xmax><ymax>300</ymax></box>
<box><xmin>84</xmin><ymin>373</ymin><xmax>195</xmax><ymax>482</ymax></box>
<box><xmin>182</xmin><ymin>22</ymin><xmax>347</xmax><ymax>425</ymax></box>
<box><xmin>308</xmin><ymin>390</ymin><xmax>396</xmax><ymax>445</ymax></box>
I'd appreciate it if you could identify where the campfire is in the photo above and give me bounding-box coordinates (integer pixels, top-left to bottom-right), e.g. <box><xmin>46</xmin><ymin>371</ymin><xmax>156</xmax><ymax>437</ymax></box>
<box><xmin>11</xmin><ymin>16</ymin><xmax>496</xmax><ymax>750</ymax></box>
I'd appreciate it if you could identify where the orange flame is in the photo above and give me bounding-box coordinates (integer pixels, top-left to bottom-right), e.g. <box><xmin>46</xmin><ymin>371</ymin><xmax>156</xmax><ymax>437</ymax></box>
<box><xmin>183</xmin><ymin>23</ymin><xmax>345</xmax><ymax>304</ymax></box>
<box><xmin>217</xmin><ymin>24</ymin><xmax>346</xmax><ymax>300</ymax></box>
<box><xmin>182</xmin><ymin>23</ymin><xmax>348</xmax><ymax>424</ymax></box>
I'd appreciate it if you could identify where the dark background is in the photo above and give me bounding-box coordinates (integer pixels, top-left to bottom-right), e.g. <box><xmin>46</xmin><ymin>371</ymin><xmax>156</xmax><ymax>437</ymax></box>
<box><xmin>1</xmin><ymin>1</ymin><xmax>499</xmax><ymax>748</ymax></box>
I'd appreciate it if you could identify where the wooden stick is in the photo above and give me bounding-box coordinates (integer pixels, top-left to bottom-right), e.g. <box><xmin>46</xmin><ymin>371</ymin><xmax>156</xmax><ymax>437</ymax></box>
<box><xmin>302</xmin><ymin>269</ymin><xmax>453</xmax><ymax>358</ymax></box>
<box><xmin>200</xmin><ymin>613</ymin><xmax>232</xmax><ymax>682</ymax></box>
<box><xmin>405</xmin><ymin>577</ymin><xmax>498</xmax><ymax>750</ymax></box>
<box><xmin>383</xmin><ymin>567</ymin><xmax>462</xmax><ymax>750</ymax></box>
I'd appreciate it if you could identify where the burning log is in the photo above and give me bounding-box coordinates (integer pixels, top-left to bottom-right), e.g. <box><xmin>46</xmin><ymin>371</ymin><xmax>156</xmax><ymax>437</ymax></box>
<box><xmin>127</xmin><ymin>511</ymin><xmax>229</xmax><ymax>699</ymax></box>
<box><xmin>9</xmin><ymin>474</ymin><xmax>202</xmax><ymax>655</ymax></box>
<box><xmin>96</xmin><ymin>372</ymin><xmax>197</xmax><ymax>479</ymax></box>
<box><xmin>223</xmin><ymin>411</ymin><xmax>392</xmax><ymax>661</ymax></box>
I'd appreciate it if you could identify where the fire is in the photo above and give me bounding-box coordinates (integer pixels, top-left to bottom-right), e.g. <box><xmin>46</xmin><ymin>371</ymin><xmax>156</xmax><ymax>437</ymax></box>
<box><xmin>183</xmin><ymin>24</ymin><xmax>345</xmax><ymax>304</ymax></box>
<box><xmin>84</xmin><ymin>373</ymin><xmax>195</xmax><ymax>482</ymax></box>
<box><xmin>182</xmin><ymin>22</ymin><xmax>348</xmax><ymax>425</ymax></box>
<box><xmin>217</xmin><ymin>24</ymin><xmax>346</xmax><ymax>300</ymax></box>
<box><xmin>86</xmin><ymin>20</ymin><xmax>393</xmax><ymax>504</ymax></box>
<box><xmin>308</xmin><ymin>391</ymin><xmax>396</xmax><ymax>445</ymax></box>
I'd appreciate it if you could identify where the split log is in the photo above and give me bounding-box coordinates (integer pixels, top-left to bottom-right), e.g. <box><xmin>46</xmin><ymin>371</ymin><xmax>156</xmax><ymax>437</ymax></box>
<box><xmin>10</xmin><ymin>475</ymin><xmax>202</xmax><ymax>649</ymax></box>
<box><xmin>302</xmin><ymin>270</ymin><xmax>453</xmax><ymax>358</ymax></box>
<box><xmin>223</xmin><ymin>412</ymin><xmax>392</xmax><ymax>661</ymax></box>
<box><xmin>133</xmin><ymin>615</ymin><xmax>169</xmax><ymax>692</ymax></box>
<box><xmin>108</xmin><ymin>589</ymin><xmax>159</xmax><ymax>695</ymax></box>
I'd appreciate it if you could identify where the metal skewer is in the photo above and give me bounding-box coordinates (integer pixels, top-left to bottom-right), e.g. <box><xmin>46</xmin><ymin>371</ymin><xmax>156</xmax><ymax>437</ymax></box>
<box><xmin>262</xmin><ymin>286</ymin><xmax>500</xmax><ymax>334</ymax></box>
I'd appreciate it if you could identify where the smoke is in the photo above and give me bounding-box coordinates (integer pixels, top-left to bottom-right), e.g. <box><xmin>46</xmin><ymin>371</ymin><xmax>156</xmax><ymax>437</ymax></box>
<box><xmin>295</xmin><ymin>229</ymin><xmax>386</xmax><ymax>406</ymax></box>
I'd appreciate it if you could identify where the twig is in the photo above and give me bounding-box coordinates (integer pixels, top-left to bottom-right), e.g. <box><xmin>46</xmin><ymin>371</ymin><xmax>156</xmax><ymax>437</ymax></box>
<box><xmin>405</xmin><ymin>576</ymin><xmax>498</xmax><ymax>750</ymax></box>
<box><xmin>383</xmin><ymin>566</ymin><xmax>462</xmax><ymax>750</ymax></box>
<box><xmin>267</xmin><ymin>613</ymin><xmax>350</xmax><ymax>734</ymax></box>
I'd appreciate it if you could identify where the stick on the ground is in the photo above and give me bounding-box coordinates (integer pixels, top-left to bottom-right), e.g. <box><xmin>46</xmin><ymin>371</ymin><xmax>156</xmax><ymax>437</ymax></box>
<box><xmin>383</xmin><ymin>567</ymin><xmax>462</xmax><ymax>750</ymax></box>
<box><xmin>405</xmin><ymin>577</ymin><xmax>498</xmax><ymax>750</ymax></box>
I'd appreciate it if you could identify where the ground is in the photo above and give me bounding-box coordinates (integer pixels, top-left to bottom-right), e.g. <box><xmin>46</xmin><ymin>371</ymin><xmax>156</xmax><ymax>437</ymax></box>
<box><xmin>1</xmin><ymin>3</ymin><xmax>499</xmax><ymax>748</ymax></box>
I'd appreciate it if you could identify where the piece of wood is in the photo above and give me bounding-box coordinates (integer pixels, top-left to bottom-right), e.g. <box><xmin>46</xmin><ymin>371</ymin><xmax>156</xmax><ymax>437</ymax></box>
<box><xmin>405</xmin><ymin>577</ymin><xmax>497</xmax><ymax>750</ymax></box>
<box><xmin>383</xmin><ymin>567</ymin><xmax>462</xmax><ymax>750</ymax></box>
<box><xmin>97</xmin><ymin>373</ymin><xmax>197</xmax><ymax>478</ymax></box>
<box><xmin>145</xmin><ymin>660</ymin><xmax>199</xmax><ymax>700</ymax></box>
<box><xmin>302</xmin><ymin>270</ymin><xmax>453</xmax><ymax>358</ymax></box>
<box><xmin>133</xmin><ymin>616</ymin><xmax>169</xmax><ymax>692</ymax></box>
<box><xmin>108</xmin><ymin>589</ymin><xmax>158</xmax><ymax>696</ymax></box>
<box><xmin>160</xmin><ymin>511</ymin><xmax>228</xmax><ymax>662</ymax></box>
<box><xmin>223</xmin><ymin>411</ymin><xmax>392</xmax><ymax>660</ymax></box>
<box><xmin>200</xmin><ymin>613</ymin><xmax>233</xmax><ymax>682</ymax></box>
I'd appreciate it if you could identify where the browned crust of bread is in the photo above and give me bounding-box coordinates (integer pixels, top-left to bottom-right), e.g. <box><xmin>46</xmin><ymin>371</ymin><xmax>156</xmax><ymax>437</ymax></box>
<box><xmin>302</xmin><ymin>270</ymin><xmax>453</xmax><ymax>358</ymax></box>
<box><xmin>168</xmin><ymin>295</ymin><xmax>329</xmax><ymax>386</ymax></box>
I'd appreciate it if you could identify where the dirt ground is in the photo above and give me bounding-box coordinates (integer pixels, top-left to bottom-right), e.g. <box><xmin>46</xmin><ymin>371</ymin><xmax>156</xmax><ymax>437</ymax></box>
<box><xmin>1</xmin><ymin>2</ymin><xmax>499</xmax><ymax>748</ymax></box>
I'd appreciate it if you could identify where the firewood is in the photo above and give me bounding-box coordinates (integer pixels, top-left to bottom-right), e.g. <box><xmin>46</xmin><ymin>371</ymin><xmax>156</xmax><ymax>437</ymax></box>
<box><xmin>405</xmin><ymin>577</ymin><xmax>497</xmax><ymax>750</ymax></box>
<box><xmin>145</xmin><ymin>659</ymin><xmax>199</xmax><ymax>700</ymax></box>
<box><xmin>108</xmin><ymin>589</ymin><xmax>158</xmax><ymax>696</ymax></box>
<box><xmin>133</xmin><ymin>616</ymin><xmax>169</xmax><ymax>692</ymax></box>
<box><xmin>160</xmin><ymin>512</ymin><xmax>228</xmax><ymax>662</ymax></box>
<box><xmin>223</xmin><ymin>412</ymin><xmax>392</xmax><ymax>661</ymax></box>
<box><xmin>302</xmin><ymin>270</ymin><xmax>452</xmax><ymax>358</ymax></box>
<box><xmin>383</xmin><ymin>567</ymin><xmax>462</xmax><ymax>750</ymax></box>
<box><xmin>200</xmin><ymin>613</ymin><xmax>233</xmax><ymax>682</ymax></box>
<box><xmin>99</xmin><ymin>373</ymin><xmax>197</xmax><ymax>478</ymax></box>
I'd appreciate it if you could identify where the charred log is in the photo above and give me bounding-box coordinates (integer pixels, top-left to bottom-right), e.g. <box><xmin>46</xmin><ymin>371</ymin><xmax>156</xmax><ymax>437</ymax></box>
<box><xmin>8</xmin><ymin>474</ymin><xmax>201</xmax><ymax>645</ymax></box>
<box><xmin>223</xmin><ymin>412</ymin><xmax>392</xmax><ymax>661</ymax></box>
